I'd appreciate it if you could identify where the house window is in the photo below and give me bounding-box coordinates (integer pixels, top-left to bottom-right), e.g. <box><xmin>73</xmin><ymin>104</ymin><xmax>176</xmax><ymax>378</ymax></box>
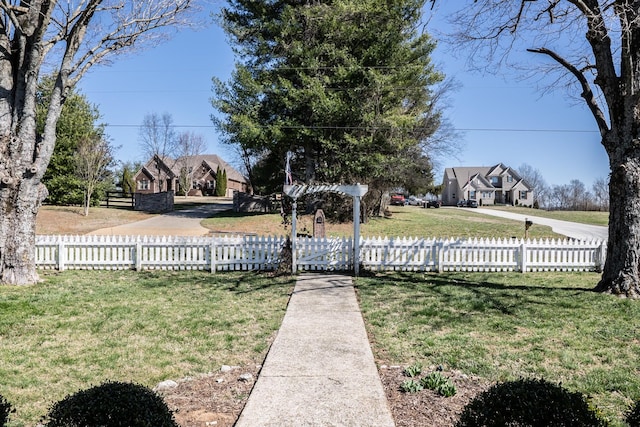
<box><xmin>520</xmin><ymin>191</ymin><xmax>528</xmax><ymax>199</ymax></box>
<box><xmin>491</xmin><ymin>177</ymin><xmax>499</xmax><ymax>186</ymax></box>
<box><xmin>207</xmin><ymin>180</ymin><xmax>215</xmax><ymax>189</ymax></box>
<box><xmin>139</xmin><ymin>180</ymin><xmax>149</xmax><ymax>190</ymax></box>
<box><xmin>482</xmin><ymin>191</ymin><xmax>492</xmax><ymax>198</ymax></box>
<box><xmin>469</xmin><ymin>190</ymin><xmax>476</xmax><ymax>199</ymax></box>
<box><xmin>507</xmin><ymin>175</ymin><xmax>513</xmax><ymax>183</ymax></box>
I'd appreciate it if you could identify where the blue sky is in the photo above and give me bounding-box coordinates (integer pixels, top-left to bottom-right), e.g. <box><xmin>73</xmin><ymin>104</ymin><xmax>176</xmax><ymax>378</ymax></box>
<box><xmin>77</xmin><ymin>1</ymin><xmax>610</xmax><ymax>189</ymax></box>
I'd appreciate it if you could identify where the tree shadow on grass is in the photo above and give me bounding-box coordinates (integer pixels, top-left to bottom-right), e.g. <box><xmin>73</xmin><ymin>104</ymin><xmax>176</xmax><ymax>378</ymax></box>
<box><xmin>355</xmin><ymin>271</ymin><xmax>600</xmax><ymax>329</ymax></box>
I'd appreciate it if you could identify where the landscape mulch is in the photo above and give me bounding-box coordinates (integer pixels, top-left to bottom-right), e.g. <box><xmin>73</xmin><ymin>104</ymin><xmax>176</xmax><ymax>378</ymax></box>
<box><xmin>161</xmin><ymin>363</ymin><xmax>490</xmax><ymax>427</ymax></box>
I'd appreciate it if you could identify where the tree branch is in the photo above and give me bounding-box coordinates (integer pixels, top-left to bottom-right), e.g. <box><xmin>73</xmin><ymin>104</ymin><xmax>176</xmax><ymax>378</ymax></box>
<box><xmin>527</xmin><ymin>47</ymin><xmax>609</xmax><ymax>135</ymax></box>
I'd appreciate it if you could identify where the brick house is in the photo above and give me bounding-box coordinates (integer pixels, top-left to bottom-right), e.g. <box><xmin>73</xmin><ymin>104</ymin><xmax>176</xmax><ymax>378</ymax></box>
<box><xmin>134</xmin><ymin>154</ymin><xmax>248</xmax><ymax>196</ymax></box>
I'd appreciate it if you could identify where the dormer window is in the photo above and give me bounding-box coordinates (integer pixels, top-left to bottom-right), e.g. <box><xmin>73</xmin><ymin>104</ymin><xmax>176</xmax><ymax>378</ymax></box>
<box><xmin>507</xmin><ymin>175</ymin><xmax>513</xmax><ymax>182</ymax></box>
<box><xmin>491</xmin><ymin>177</ymin><xmax>499</xmax><ymax>185</ymax></box>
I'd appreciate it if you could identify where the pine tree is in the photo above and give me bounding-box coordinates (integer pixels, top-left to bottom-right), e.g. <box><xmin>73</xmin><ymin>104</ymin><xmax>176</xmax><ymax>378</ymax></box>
<box><xmin>213</xmin><ymin>0</ymin><xmax>446</xmax><ymax>207</ymax></box>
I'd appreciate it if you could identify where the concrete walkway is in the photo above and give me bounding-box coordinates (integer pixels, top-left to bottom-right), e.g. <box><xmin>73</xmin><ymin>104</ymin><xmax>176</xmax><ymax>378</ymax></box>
<box><xmin>236</xmin><ymin>274</ymin><xmax>395</xmax><ymax>427</ymax></box>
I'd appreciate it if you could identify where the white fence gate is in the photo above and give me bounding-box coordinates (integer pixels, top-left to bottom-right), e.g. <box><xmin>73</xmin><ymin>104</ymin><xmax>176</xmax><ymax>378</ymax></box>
<box><xmin>35</xmin><ymin>235</ymin><xmax>606</xmax><ymax>273</ymax></box>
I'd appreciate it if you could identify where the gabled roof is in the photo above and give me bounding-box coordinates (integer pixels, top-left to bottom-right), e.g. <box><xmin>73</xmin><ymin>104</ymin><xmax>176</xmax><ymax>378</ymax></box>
<box><xmin>444</xmin><ymin>164</ymin><xmax>533</xmax><ymax>192</ymax></box>
<box><xmin>137</xmin><ymin>154</ymin><xmax>248</xmax><ymax>184</ymax></box>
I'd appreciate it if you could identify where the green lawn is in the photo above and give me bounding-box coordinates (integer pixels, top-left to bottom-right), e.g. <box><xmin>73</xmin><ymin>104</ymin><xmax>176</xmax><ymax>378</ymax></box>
<box><xmin>202</xmin><ymin>205</ymin><xmax>565</xmax><ymax>240</ymax></box>
<box><xmin>0</xmin><ymin>270</ymin><xmax>294</xmax><ymax>426</ymax></box>
<box><xmin>487</xmin><ymin>206</ymin><xmax>609</xmax><ymax>227</ymax></box>
<box><xmin>356</xmin><ymin>271</ymin><xmax>640</xmax><ymax>426</ymax></box>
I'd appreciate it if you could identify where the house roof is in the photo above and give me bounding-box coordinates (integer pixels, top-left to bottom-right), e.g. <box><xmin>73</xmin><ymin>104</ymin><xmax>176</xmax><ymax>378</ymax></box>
<box><xmin>444</xmin><ymin>164</ymin><xmax>532</xmax><ymax>192</ymax></box>
<box><xmin>136</xmin><ymin>154</ymin><xmax>248</xmax><ymax>184</ymax></box>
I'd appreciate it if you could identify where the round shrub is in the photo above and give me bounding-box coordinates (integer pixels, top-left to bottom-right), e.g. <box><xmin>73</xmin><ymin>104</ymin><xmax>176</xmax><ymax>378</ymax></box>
<box><xmin>0</xmin><ymin>394</ymin><xmax>14</xmax><ymax>427</ymax></box>
<box><xmin>456</xmin><ymin>378</ymin><xmax>607</xmax><ymax>427</ymax></box>
<box><xmin>43</xmin><ymin>381</ymin><xmax>178</xmax><ymax>427</ymax></box>
<box><xmin>627</xmin><ymin>399</ymin><xmax>640</xmax><ymax>427</ymax></box>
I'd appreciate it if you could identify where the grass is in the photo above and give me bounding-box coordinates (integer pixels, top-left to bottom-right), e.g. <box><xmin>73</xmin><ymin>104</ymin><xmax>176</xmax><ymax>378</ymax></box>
<box><xmin>0</xmin><ymin>270</ymin><xmax>294</xmax><ymax>427</ymax></box>
<box><xmin>356</xmin><ymin>271</ymin><xmax>640</xmax><ymax>426</ymax></box>
<box><xmin>202</xmin><ymin>206</ymin><xmax>565</xmax><ymax>240</ymax></box>
<box><xmin>488</xmin><ymin>206</ymin><xmax>610</xmax><ymax>226</ymax></box>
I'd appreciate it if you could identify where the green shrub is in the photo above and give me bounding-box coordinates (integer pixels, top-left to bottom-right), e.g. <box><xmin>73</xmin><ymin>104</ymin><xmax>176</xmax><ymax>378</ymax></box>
<box><xmin>42</xmin><ymin>381</ymin><xmax>178</xmax><ymax>427</ymax></box>
<box><xmin>456</xmin><ymin>378</ymin><xmax>607</xmax><ymax>427</ymax></box>
<box><xmin>400</xmin><ymin>379</ymin><xmax>423</xmax><ymax>393</ymax></box>
<box><xmin>403</xmin><ymin>362</ymin><xmax>422</xmax><ymax>378</ymax></box>
<box><xmin>0</xmin><ymin>394</ymin><xmax>14</xmax><ymax>427</ymax></box>
<box><xmin>627</xmin><ymin>399</ymin><xmax>640</xmax><ymax>427</ymax></box>
<box><xmin>420</xmin><ymin>372</ymin><xmax>457</xmax><ymax>397</ymax></box>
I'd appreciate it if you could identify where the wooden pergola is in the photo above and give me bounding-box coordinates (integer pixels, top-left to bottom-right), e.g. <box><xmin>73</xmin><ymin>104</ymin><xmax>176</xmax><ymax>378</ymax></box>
<box><xmin>283</xmin><ymin>184</ymin><xmax>368</xmax><ymax>275</ymax></box>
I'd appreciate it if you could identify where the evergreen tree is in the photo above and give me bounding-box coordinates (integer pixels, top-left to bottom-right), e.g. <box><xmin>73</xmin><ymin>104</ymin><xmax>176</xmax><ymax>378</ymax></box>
<box><xmin>37</xmin><ymin>76</ymin><xmax>106</xmax><ymax>205</ymax></box>
<box><xmin>215</xmin><ymin>166</ymin><xmax>224</xmax><ymax>196</ymax></box>
<box><xmin>221</xmin><ymin>169</ymin><xmax>228</xmax><ymax>197</ymax></box>
<box><xmin>213</xmin><ymin>0</ymin><xmax>447</xmax><ymax>213</ymax></box>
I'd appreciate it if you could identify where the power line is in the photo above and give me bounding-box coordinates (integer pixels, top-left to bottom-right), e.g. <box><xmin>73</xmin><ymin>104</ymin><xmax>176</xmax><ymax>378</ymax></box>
<box><xmin>104</xmin><ymin>123</ymin><xmax>599</xmax><ymax>134</ymax></box>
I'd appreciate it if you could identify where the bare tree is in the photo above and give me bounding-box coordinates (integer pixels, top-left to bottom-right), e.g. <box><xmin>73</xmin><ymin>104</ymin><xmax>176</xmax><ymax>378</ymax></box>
<box><xmin>138</xmin><ymin>112</ymin><xmax>178</xmax><ymax>192</ymax></box>
<box><xmin>592</xmin><ymin>177</ymin><xmax>610</xmax><ymax>211</ymax></box>
<box><xmin>445</xmin><ymin>1</ymin><xmax>640</xmax><ymax>297</ymax></box>
<box><xmin>175</xmin><ymin>131</ymin><xmax>207</xmax><ymax>196</ymax></box>
<box><xmin>0</xmin><ymin>1</ymin><xmax>198</xmax><ymax>285</ymax></box>
<box><xmin>75</xmin><ymin>136</ymin><xmax>115</xmax><ymax>216</ymax></box>
<box><xmin>518</xmin><ymin>163</ymin><xmax>548</xmax><ymax>208</ymax></box>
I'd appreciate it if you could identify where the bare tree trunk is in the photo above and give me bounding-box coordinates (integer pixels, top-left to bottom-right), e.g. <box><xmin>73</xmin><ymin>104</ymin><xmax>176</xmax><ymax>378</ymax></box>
<box><xmin>0</xmin><ymin>175</ymin><xmax>48</xmax><ymax>285</ymax></box>
<box><xmin>596</xmin><ymin>154</ymin><xmax>640</xmax><ymax>298</ymax></box>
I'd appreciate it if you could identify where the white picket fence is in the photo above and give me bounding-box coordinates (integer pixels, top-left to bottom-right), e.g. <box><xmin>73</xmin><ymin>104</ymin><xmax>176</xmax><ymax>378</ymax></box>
<box><xmin>35</xmin><ymin>235</ymin><xmax>606</xmax><ymax>273</ymax></box>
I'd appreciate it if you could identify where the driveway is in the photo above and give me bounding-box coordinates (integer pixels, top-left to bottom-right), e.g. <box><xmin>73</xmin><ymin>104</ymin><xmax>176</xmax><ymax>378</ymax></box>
<box><xmin>90</xmin><ymin>199</ymin><xmax>233</xmax><ymax>236</ymax></box>
<box><xmin>470</xmin><ymin>208</ymin><xmax>608</xmax><ymax>241</ymax></box>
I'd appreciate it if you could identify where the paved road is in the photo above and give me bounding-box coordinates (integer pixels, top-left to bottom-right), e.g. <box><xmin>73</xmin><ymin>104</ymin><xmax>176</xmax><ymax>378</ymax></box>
<box><xmin>469</xmin><ymin>208</ymin><xmax>608</xmax><ymax>241</ymax></box>
<box><xmin>90</xmin><ymin>199</ymin><xmax>233</xmax><ymax>236</ymax></box>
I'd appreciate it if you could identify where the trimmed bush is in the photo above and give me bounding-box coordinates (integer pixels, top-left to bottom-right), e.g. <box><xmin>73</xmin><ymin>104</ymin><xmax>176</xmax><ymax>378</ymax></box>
<box><xmin>456</xmin><ymin>378</ymin><xmax>607</xmax><ymax>427</ymax></box>
<box><xmin>43</xmin><ymin>381</ymin><xmax>178</xmax><ymax>427</ymax></box>
<box><xmin>627</xmin><ymin>399</ymin><xmax>640</xmax><ymax>427</ymax></box>
<box><xmin>0</xmin><ymin>394</ymin><xmax>14</xmax><ymax>427</ymax></box>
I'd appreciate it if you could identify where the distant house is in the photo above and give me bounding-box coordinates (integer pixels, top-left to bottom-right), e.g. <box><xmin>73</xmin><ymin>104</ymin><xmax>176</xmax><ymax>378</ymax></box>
<box><xmin>441</xmin><ymin>164</ymin><xmax>534</xmax><ymax>207</ymax></box>
<box><xmin>134</xmin><ymin>154</ymin><xmax>248</xmax><ymax>196</ymax></box>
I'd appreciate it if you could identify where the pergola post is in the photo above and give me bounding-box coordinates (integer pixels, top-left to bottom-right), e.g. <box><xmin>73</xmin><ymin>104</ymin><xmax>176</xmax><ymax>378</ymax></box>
<box><xmin>353</xmin><ymin>195</ymin><xmax>361</xmax><ymax>276</ymax></box>
<box><xmin>291</xmin><ymin>201</ymin><xmax>297</xmax><ymax>274</ymax></box>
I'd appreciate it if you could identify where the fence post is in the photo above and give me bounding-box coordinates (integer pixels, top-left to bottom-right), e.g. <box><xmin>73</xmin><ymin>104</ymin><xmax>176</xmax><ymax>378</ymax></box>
<box><xmin>210</xmin><ymin>241</ymin><xmax>217</xmax><ymax>273</ymax></box>
<box><xmin>57</xmin><ymin>241</ymin><xmax>65</xmax><ymax>271</ymax></box>
<box><xmin>437</xmin><ymin>239</ymin><xmax>444</xmax><ymax>273</ymax></box>
<box><xmin>135</xmin><ymin>241</ymin><xmax>142</xmax><ymax>271</ymax></box>
<box><xmin>520</xmin><ymin>240</ymin><xmax>528</xmax><ymax>273</ymax></box>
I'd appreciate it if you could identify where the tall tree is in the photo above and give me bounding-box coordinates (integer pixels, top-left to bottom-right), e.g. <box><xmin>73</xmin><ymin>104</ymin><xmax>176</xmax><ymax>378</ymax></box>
<box><xmin>592</xmin><ymin>177</ymin><xmax>609</xmax><ymax>212</ymax></box>
<box><xmin>75</xmin><ymin>135</ymin><xmax>115</xmax><ymax>216</ymax></box>
<box><xmin>138</xmin><ymin>112</ymin><xmax>178</xmax><ymax>192</ymax></box>
<box><xmin>445</xmin><ymin>1</ymin><xmax>640</xmax><ymax>297</ymax></box>
<box><xmin>38</xmin><ymin>76</ymin><xmax>105</xmax><ymax>205</ymax></box>
<box><xmin>213</xmin><ymin>0</ymin><xmax>450</xmax><ymax>214</ymax></box>
<box><xmin>518</xmin><ymin>163</ymin><xmax>548</xmax><ymax>209</ymax></box>
<box><xmin>0</xmin><ymin>1</ymin><xmax>197</xmax><ymax>285</ymax></box>
<box><xmin>175</xmin><ymin>131</ymin><xmax>207</xmax><ymax>197</ymax></box>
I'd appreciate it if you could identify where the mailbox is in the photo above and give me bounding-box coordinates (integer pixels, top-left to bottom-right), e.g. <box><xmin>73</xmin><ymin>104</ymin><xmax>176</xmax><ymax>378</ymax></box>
<box><xmin>525</xmin><ymin>219</ymin><xmax>533</xmax><ymax>230</ymax></box>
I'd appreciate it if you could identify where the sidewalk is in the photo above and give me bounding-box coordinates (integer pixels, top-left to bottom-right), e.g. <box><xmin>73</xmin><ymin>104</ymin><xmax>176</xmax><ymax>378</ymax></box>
<box><xmin>235</xmin><ymin>274</ymin><xmax>395</xmax><ymax>427</ymax></box>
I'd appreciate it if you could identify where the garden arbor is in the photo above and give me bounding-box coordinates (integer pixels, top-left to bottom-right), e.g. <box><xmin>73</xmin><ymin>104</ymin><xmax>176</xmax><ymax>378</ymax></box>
<box><xmin>283</xmin><ymin>184</ymin><xmax>368</xmax><ymax>275</ymax></box>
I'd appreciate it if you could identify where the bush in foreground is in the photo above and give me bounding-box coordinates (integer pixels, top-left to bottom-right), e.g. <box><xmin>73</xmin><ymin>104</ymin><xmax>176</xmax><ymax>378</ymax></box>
<box><xmin>0</xmin><ymin>394</ymin><xmax>14</xmax><ymax>427</ymax></box>
<box><xmin>42</xmin><ymin>381</ymin><xmax>178</xmax><ymax>427</ymax></box>
<box><xmin>456</xmin><ymin>378</ymin><xmax>607</xmax><ymax>427</ymax></box>
<box><xmin>627</xmin><ymin>399</ymin><xmax>640</xmax><ymax>427</ymax></box>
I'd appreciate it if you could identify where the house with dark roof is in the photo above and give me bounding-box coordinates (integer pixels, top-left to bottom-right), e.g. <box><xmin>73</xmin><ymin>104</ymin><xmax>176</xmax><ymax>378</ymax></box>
<box><xmin>134</xmin><ymin>154</ymin><xmax>248</xmax><ymax>196</ymax></box>
<box><xmin>441</xmin><ymin>164</ymin><xmax>534</xmax><ymax>207</ymax></box>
